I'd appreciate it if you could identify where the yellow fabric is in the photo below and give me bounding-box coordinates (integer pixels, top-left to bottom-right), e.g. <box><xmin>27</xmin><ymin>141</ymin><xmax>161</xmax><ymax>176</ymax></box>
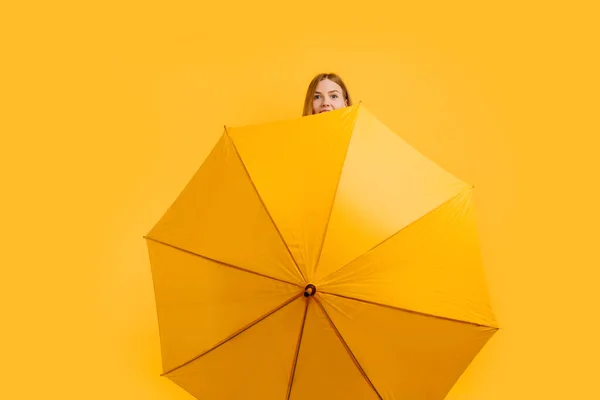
<box><xmin>319</xmin><ymin>188</ymin><xmax>498</xmax><ymax>327</ymax></box>
<box><xmin>227</xmin><ymin>107</ymin><xmax>356</xmax><ymax>282</ymax></box>
<box><xmin>146</xmin><ymin>103</ymin><xmax>498</xmax><ymax>399</ymax></box>
<box><xmin>318</xmin><ymin>293</ymin><xmax>497</xmax><ymax>399</ymax></box>
<box><xmin>168</xmin><ymin>295</ymin><xmax>306</xmax><ymax>399</ymax></box>
<box><xmin>147</xmin><ymin>133</ymin><xmax>304</xmax><ymax>285</ymax></box>
<box><xmin>315</xmin><ymin>106</ymin><xmax>470</xmax><ymax>281</ymax></box>
<box><xmin>289</xmin><ymin>300</ymin><xmax>380</xmax><ymax>400</ymax></box>
<box><xmin>147</xmin><ymin>240</ymin><xmax>301</xmax><ymax>373</ymax></box>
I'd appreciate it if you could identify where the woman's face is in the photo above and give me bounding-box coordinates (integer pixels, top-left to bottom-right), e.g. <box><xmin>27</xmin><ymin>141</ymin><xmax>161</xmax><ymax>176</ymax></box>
<box><xmin>312</xmin><ymin>78</ymin><xmax>347</xmax><ymax>114</ymax></box>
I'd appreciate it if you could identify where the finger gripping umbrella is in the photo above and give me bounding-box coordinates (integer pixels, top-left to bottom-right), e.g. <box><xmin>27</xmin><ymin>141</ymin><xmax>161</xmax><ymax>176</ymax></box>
<box><xmin>145</xmin><ymin>103</ymin><xmax>498</xmax><ymax>399</ymax></box>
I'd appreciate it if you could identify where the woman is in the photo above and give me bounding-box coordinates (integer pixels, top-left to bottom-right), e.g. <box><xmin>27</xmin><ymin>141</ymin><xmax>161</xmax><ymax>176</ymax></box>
<box><xmin>302</xmin><ymin>73</ymin><xmax>353</xmax><ymax>116</ymax></box>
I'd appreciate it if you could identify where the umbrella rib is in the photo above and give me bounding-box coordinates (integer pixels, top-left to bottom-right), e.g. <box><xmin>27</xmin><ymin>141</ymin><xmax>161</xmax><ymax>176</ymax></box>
<box><xmin>162</xmin><ymin>292</ymin><xmax>304</xmax><ymax>376</ymax></box>
<box><xmin>314</xmin><ymin>297</ymin><xmax>384</xmax><ymax>400</ymax></box>
<box><xmin>144</xmin><ymin>236</ymin><xmax>302</xmax><ymax>288</ymax></box>
<box><xmin>226</xmin><ymin>130</ymin><xmax>307</xmax><ymax>284</ymax></box>
<box><xmin>317</xmin><ymin>188</ymin><xmax>471</xmax><ymax>285</ymax></box>
<box><xmin>319</xmin><ymin>290</ymin><xmax>498</xmax><ymax>329</ymax></box>
<box><xmin>311</xmin><ymin>106</ymin><xmax>359</xmax><ymax>280</ymax></box>
<box><xmin>286</xmin><ymin>298</ymin><xmax>309</xmax><ymax>400</ymax></box>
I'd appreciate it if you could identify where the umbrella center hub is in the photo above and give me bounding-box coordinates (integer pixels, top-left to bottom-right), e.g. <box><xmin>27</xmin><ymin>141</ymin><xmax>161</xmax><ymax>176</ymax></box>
<box><xmin>304</xmin><ymin>284</ymin><xmax>317</xmax><ymax>297</ymax></box>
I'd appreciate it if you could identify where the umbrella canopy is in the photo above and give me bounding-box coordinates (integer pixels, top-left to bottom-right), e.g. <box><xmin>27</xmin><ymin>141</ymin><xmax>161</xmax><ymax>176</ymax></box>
<box><xmin>145</xmin><ymin>103</ymin><xmax>498</xmax><ymax>399</ymax></box>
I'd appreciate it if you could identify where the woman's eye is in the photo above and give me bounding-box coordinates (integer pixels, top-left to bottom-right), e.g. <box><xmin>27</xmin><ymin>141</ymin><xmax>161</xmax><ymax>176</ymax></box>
<box><xmin>332</xmin><ymin>94</ymin><xmax>338</xmax><ymax>98</ymax></box>
<box><xmin>314</xmin><ymin>95</ymin><xmax>321</xmax><ymax>99</ymax></box>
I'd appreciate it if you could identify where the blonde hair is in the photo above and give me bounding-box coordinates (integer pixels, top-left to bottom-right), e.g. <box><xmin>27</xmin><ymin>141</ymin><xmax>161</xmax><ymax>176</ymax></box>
<box><xmin>302</xmin><ymin>73</ymin><xmax>352</xmax><ymax>116</ymax></box>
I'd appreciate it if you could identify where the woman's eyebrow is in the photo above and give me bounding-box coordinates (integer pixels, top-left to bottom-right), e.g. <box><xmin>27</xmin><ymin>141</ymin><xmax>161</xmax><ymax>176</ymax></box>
<box><xmin>315</xmin><ymin>90</ymin><xmax>340</xmax><ymax>94</ymax></box>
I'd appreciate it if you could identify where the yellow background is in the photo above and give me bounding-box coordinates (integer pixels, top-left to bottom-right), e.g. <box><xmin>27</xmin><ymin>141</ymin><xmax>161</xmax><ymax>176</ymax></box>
<box><xmin>1</xmin><ymin>1</ymin><xmax>598</xmax><ymax>399</ymax></box>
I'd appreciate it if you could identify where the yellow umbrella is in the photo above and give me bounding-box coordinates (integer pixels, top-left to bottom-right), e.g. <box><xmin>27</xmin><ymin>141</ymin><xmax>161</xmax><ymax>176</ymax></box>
<box><xmin>145</xmin><ymin>103</ymin><xmax>498</xmax><ymax>399</ymax></box>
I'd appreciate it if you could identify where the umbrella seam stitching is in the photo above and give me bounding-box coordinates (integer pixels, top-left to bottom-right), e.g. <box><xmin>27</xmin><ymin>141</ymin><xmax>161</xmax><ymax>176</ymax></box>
<box><xmin>286</xmin><ymin>298</ymin><xmax>310</xmax><ymax>400</ymax></box>
<box><xmin>314</xmin><ymin>296</ymin><xmax>384</xmax><ymax>400</ymax></box>
<box><xmin>225</xmin><ymin>129</ymin><xmax>308</xmax><ymax>284</ymax></box>
<box><xmin>312</xmin><ymin>105</ymin><xmax>361</xmax><ymax>281</ymax></box>
<box><xmin>319</xmin><ymin>290</ymin><xmax>499</xmax><ymax>329</ymax></box>
<box><xmin>145</xmin><ymin>236</ymin><xmax>302</xmax><ymax>288</ymax></box>
<box><xmin>317</xmin><ymin>188</ymin><xmax>472</xmax><ymax>286</ymax></box>
<box><xmin>161</xmin><ymin>292</ymin><xmax>304</xmax><ymax>376</ymax></box>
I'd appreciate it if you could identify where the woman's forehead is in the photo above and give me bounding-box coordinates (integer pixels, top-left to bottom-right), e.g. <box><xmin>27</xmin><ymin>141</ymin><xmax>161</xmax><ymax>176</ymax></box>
<box><xmin>315</xmin><ymin>78</ymin><xmax>342</xmax><ymax>92</ymax></box>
